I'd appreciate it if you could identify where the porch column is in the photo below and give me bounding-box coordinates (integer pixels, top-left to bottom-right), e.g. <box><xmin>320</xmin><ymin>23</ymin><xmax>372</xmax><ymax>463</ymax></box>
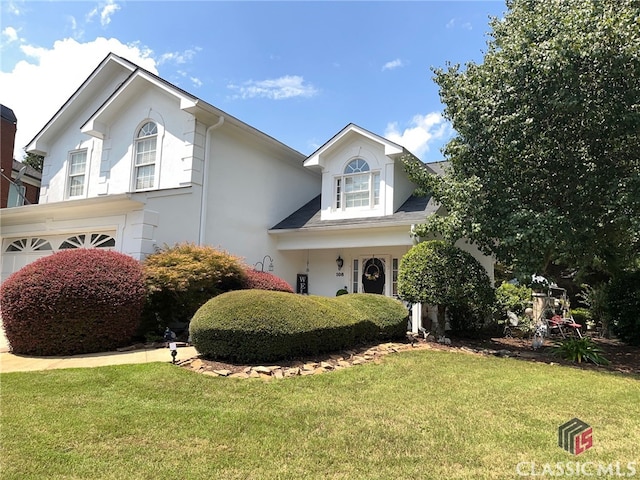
<box><xmin>411</xmin><ymin>303</ymin><xmax>422</xmax><ymax>333</ymax></box>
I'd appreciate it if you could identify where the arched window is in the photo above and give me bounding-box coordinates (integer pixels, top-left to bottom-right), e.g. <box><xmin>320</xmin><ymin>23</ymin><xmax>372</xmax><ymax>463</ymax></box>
<box><xmin>335</xmin><ymin>158</ymin><xmax>380</xmax><ymax>209</ymax></box>
<box><xmin>134</xmin><ymin>121</ymin><xmax>157</xmax><ymax>190</ymax></box>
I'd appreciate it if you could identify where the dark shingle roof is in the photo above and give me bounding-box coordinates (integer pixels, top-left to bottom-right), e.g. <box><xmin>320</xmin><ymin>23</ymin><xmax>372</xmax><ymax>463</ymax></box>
<box><xmin>270</xmin><ymin>194</ymin><xmax>440</xmax><ymax>231</ymax></box>
<box><xmin>1</xmin><ymin>104</ymin><xmax>17</xmax><ymax>124</ymax></box>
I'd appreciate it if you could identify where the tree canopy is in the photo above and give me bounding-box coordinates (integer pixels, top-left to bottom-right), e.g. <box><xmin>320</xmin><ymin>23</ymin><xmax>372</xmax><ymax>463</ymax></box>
<box><xmin>404</xmin><ymin>0</ymin><xmax>640</xmax><ymax>280</ymax></box>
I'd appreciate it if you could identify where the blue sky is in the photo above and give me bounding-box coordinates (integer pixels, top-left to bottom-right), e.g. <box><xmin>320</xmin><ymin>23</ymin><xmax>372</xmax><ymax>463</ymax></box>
<box><xmin>0</xmin><ymin>1</ymin><xmax>507</xmax><ymax>163</ymax></box>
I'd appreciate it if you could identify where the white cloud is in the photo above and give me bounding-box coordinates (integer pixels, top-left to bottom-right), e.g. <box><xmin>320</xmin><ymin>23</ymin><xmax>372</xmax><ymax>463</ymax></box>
<box><xmin>446</xmin><ymin>18</ymin><xmax>472</xmax><ymax>30</ymax></box>
<box><xmin>0</xmin><ymin>37</ymin><xmax>157</xmax><ymax>160</ymax></box>
<box><xmin>382</xmin><ymin>58</ymin><xmax>404</xmax><ymax>71</ymax></box>
<box><xmin>6</xmin><ymin>2</ymin><xmax>22</xmax><ymax>16</ymax></box>
<box><xmin>2</xmin><ymin>26</ymin><xmax>19</xmax><ymax>43</ymax></box>
<box><xmin>158</xmin><ymin>48</ymin><xmax>201</xmax><ymax>66</ymax></box>
<box><xmin>228</xmin><ymin>75</ymin><xmax>318</xmax><ymax>100</ymax></box>
<box><xmin>384</xmin><ymin>112</ymin><xmax>452</xmax><ymax>159</ymax></box>
<box><xmin>87</xmin><ymin>0</ymin><xmax>120</xmax><ymax>27</ymax></box>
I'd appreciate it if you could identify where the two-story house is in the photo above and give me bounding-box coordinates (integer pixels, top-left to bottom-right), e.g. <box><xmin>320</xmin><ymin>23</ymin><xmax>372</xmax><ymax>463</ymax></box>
<box><xmin>0</xmin><ymin>53</ymin><xmax>493</xmax><ymax>335</ymax></box>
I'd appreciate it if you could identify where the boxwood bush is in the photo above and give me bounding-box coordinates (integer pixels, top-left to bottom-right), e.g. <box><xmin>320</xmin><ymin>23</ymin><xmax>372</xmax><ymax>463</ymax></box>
<box><xmin>334</xmin><ymin>293</ymin><xmax>408</xmax><ymax>340</ymax></box>
<box><xmin>190</xmin><ymin>290</ymin><xmax>408</xmax><ymax>363</ymax></box>
<box><xmin>0</xmin><ymin>249</ymin><xmax>146</xmax><ymax>356</ymax></box>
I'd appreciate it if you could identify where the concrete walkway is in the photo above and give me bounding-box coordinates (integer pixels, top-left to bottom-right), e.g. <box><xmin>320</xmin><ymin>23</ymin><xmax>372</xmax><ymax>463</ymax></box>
<box><xmin>0</xmin><ymin>345</ymin><xmax>199</xmax><ymax>373</ymax></box>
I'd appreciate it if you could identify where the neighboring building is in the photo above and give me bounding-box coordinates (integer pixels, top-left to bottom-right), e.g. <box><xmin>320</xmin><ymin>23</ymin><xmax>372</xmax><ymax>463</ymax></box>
<box><xmin>0</xmin><ymin>53</ymin><xmax>493</xmax><ymax>334</ymax></box>
<box><xmin>0</xmin><ymin>105</ymin><xmax>41</xmax><ymax>208</ymax></box>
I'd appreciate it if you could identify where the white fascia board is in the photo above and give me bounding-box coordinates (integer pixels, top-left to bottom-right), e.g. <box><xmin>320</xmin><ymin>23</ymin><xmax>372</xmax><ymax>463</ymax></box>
<box><xmin>271</xmin><ymin>225</ymin><xmax>415</xmax><ymax>250</ymax></box>
<box><xmin>0</xmin><ymin>194</ymin><xmax>145</xmax><ymax>227</ymax></box>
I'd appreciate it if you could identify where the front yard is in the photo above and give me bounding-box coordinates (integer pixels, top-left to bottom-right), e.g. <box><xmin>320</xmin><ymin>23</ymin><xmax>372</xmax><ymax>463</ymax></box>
<box><xmin>1</xmin><ymin>348</ymin><xmax>638</xmax><ymax>479</ymax></box>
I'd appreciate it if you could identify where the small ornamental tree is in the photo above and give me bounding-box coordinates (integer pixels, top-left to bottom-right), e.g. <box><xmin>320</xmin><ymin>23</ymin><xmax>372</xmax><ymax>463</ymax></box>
<box><xmin>398</xmin><ymin>240</ymin><xmax>495</xmax><ymax>336</ymax></box>
<box><xmin>243</xmin><ymin>269</ymin><xmax>294</xmax><ymax>292</ymax></box>
<box><xmin>142</xmin><ymin>243</ymin><xmax>247</xmax><ymax>329</ymax></box>
<box><xmin>0</xmin><ymin>249</ymin><xmax>146</xmax><ymax>356</ymax></box>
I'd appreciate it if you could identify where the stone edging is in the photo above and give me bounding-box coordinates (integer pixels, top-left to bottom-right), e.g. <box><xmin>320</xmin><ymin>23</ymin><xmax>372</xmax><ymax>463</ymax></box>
<box><xmin>174</xmin><ymin>341</ymin><xmax>517</xmax><ymax>380</ymax></box>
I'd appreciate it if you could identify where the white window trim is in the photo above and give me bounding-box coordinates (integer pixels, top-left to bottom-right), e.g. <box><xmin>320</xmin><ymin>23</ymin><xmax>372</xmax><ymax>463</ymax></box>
<box><xmin>66</xmin><ymin>149</ymin><xmax>88</xmax><ymax>199</ymax></box>
<box><xmin>335</xmin><ymin>158</ymin><xmax>381</xmax><ymax>211</ymax></box>
<box><xmin>132</xmin><ymin>120</ymin><xmax>161</xmax><ymax>192</ymax></box>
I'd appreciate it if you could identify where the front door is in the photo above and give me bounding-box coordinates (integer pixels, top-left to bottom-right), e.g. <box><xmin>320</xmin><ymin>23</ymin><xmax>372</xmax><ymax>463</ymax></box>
<box><xmin>360</xmin><ymin>256</ymin><xmax>387</xmax><ymax>295</ymax></box>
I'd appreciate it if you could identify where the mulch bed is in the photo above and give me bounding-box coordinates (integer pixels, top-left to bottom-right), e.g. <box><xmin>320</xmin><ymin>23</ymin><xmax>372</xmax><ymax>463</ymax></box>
<box><xmin>177</xmin><ymin>335</ymin><xmax>640</xmax><ymax>379</ymax></box>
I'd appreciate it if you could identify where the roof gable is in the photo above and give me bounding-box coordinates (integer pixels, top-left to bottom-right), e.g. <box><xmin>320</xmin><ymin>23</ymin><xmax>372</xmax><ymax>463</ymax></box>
<box><xmin>304</xmin><ymin>123</ymin><xmax>407</xmax><ymax>169</ymax></box>
<box><xmin>26</xmin><ymin>53</ymin><xmax>138</xmax><ymax>155</ymax></box>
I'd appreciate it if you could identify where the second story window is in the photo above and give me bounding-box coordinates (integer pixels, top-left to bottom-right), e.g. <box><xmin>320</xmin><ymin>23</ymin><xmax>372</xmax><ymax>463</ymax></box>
<box><xmin>68</xmin><ymin>150</ymin><xmax>87</xmax><ymax>197</ymax></box>
<box><xmin>134</xmin><ymin>121</ymin><xmax>157</xmax><ymax>190</ymax></box>
<box><xmin>336</xmin><ymin>158</ymin><xmax>380</xmax><ymax>209</ymax></box>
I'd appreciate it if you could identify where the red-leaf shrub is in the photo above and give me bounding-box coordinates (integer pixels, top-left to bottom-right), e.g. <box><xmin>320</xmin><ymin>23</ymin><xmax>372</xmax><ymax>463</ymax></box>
<box><xmin>0</xmin><ymin>249</ymin><xmax>146</xmax><ymax>356</ymax></box>
<box><xmin>243</xmin><ymin>269</ymin><xmax>294</xmax><ymax>293</ymax></box>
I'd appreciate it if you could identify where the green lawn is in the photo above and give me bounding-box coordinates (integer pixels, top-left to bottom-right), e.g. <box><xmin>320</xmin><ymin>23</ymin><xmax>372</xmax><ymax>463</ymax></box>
<box><xmin>1</xmin><ymin>349</ymin><xmax>638</xmax><ymax>479</ymax></box>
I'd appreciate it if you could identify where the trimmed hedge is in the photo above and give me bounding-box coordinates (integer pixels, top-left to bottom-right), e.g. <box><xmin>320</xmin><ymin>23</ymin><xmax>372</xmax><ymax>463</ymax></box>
<box><xmin>0</xmin><ymin>249</ymin><xmax>146</xmax><ymax>356</ymax></box>
<box><xmin>334</xmin><ymin>293</ymin><xmax>408</xmax><ymax>340</ymax></box>
<box><xmin>190</xmin><ymin>290</ymin><xmax>408</xmax><ymax>363</ymax></box>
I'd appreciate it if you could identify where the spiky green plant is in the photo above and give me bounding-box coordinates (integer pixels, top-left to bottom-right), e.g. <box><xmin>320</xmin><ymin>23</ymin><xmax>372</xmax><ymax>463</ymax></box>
<box><xmin>551</xmin><ymin>337</ymin><xmax>610</xmax><ymax>366</ymax></box>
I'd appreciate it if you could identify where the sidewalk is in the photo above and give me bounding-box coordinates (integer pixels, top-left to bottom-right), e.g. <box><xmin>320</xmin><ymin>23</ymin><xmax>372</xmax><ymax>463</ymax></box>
<box><xmin>0</xmin><ymin>345</ymin><xmax>199</xmax><ymax>373</ymax></box>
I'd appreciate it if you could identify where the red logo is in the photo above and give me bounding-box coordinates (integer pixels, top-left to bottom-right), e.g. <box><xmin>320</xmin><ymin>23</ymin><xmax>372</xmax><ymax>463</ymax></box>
<box><xmin>559</xmin><ymin>418</ymin><xmax>593</xmax><ymax>455</ymax></box>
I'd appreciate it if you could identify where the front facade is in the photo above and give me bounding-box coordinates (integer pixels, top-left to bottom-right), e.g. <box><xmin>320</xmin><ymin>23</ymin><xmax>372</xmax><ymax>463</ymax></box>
<box><xmin>0</xmin><ymin>53</ymin><xmax>493</xmax><ymax>335</ymax></box>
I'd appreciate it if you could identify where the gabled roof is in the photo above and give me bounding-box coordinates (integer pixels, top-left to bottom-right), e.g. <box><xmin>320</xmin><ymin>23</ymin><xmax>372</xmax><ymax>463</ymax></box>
<box><xmin>269</xmin><ymin>193</ymin><xmax>441</xmax><ymax>232</ymax></box>
<box><xmin>304</xmin><ymin>123</ymin><xmax>416</xmax><ymax>168</ymax></box>
<box><xmin>26</xmin><ymin>53</ymin><xmax>138</xmax><ymax>155</ymax></box>
<box><xmin>26</xmin><ymin>53</ymin><xmax>305</xmax><ymax>160</ymax></box>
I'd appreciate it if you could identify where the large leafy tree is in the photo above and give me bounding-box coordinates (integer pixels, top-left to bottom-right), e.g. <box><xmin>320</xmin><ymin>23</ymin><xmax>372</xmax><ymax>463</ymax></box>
<box><xmin>404</xmin><ymin>0</ymin><xmax>640</xmax><ymax>279</ymax></box>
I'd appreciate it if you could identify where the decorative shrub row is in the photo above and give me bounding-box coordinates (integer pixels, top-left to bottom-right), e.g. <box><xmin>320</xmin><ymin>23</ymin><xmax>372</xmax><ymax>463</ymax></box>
<box><xmin>0</xmin><ymin>249</ymin><xmax>146</xmax><ymax>356</ymax></box>
<box><xmin>189</xmin><ymin>290</ymin><xmax>408</xmax><ymax>363</ymax></box>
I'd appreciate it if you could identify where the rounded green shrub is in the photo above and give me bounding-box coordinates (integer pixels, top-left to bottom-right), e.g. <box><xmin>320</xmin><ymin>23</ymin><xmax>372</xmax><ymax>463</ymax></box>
<box><xmin>570</xmin><ymin>307</ymin><xmax>592</xmax><ymax>326</ymax></box>
<box><xmin>0</xmin><ymin>249</ymin><xmax>146</xmax><ymax>356</ymax></box>
<box><xmin>142</xmin><ymin>243</ymin><xmax>247</xmax><ymax>330</ymax></box>
<box><xmin>606</xmin><ymin>271</ymin><xmax>640</xmax><ymax>346</ymax></box>
<box><xmin>494</xmin><ymin>282</ymin><xmax>532</xmax><ymax>318</ymax></box>
<box><xmin>190</xmin><ymin>290</ymin><xmax>408</xmax><ymax>363</ymax></box>
<box><xmin>398</xmin><ymin>240</ymin><xmax>495</xmax><ymax>335</ymax></box>
<box><xmin>242</xmin><ymin>269</ymin><xmax>293</xmax><ymax>292</ymax></box>
<box><xmin>334</xmin><ymin>293</ymin><xmax>408</xmax><ymax>340</ymax></box>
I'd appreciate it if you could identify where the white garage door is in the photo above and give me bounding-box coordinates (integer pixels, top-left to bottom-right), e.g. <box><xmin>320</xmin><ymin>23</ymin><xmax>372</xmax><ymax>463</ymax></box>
<box><xmin>1</xmin><ymin>232</ymin><xmax>116</xmax><ymax>282</ymax></box>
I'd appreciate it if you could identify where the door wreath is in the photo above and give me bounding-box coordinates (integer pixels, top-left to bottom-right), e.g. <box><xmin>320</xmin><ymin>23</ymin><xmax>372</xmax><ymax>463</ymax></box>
<box><xmin>364</xmin><ymin>263</ymin><xmax>381</xmax><ymax>281</ymax></box>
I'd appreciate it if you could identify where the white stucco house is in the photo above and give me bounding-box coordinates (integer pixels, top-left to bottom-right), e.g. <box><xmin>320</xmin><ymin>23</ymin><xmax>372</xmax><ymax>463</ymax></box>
<box><xmin>0</xmin><ymin>53</ymin><xmax>493</xmax><ymax>335</ymax></box>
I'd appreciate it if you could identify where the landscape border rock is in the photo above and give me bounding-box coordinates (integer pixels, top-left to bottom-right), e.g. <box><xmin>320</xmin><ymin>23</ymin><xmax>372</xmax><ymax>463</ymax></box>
<box><xmin>174</xmin><ymin>339</ymin><xmax>518</xmax><ymax>379</ymax></box>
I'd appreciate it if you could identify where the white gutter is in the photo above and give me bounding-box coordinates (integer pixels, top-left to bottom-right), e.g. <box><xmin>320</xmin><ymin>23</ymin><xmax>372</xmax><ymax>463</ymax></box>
<box><xmin>198</xmin><ymin>115</ymin><xmax>225</xmax><ymax>245</ymax></box>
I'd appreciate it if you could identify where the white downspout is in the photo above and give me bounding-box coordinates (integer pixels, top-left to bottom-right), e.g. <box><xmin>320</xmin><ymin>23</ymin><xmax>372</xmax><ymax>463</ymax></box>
<box><xmin>198</xmin><ymin>116</ymin><xmax>225</xmax><ymax>245</ymax></box>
